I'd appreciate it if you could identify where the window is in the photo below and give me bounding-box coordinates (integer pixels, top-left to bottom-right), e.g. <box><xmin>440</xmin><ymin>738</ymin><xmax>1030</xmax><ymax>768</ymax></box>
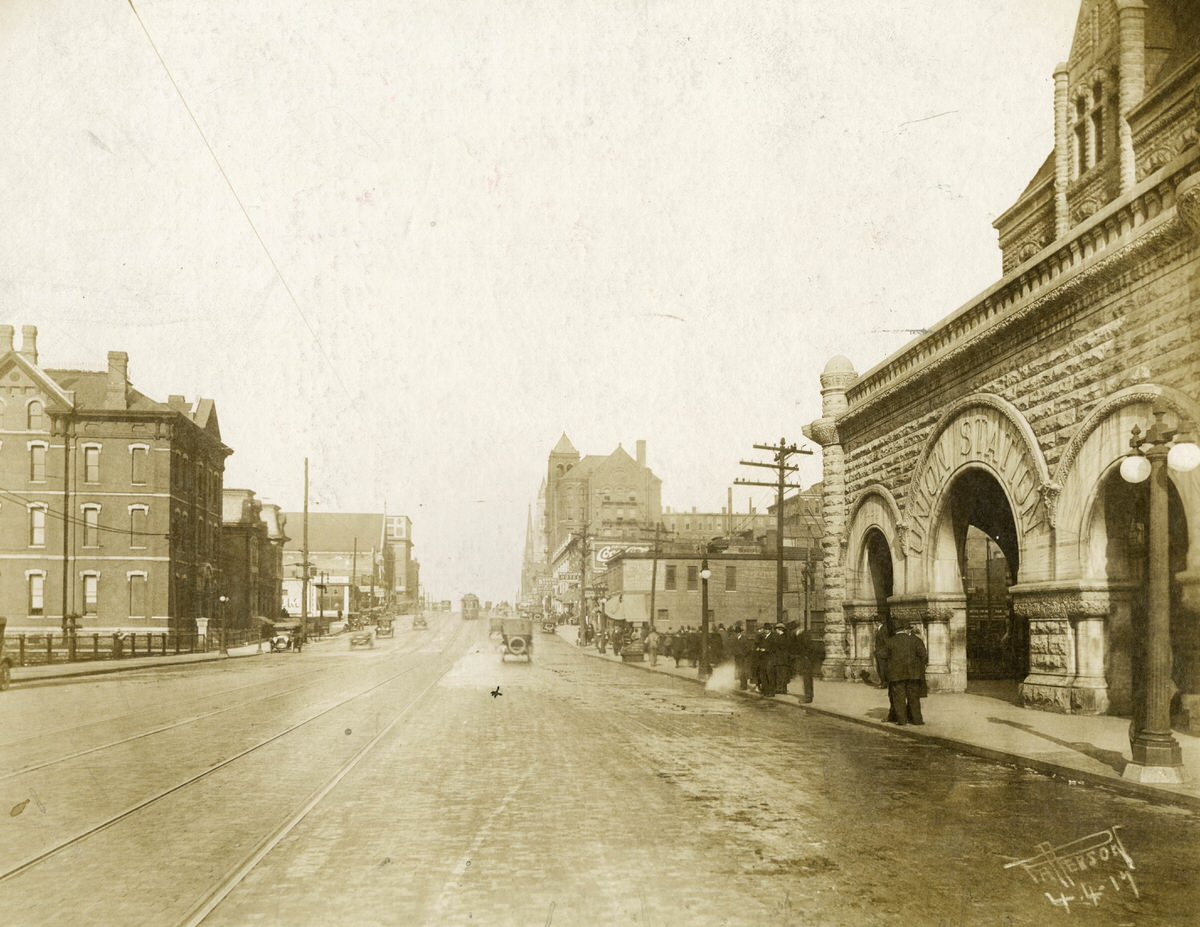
<box><xmin>83</xmin><ymin>574</ymin><xmax>99</xmax><ymax>616</ymax></box>
<box><xmin>725</xmin><ymin>565</ymin><xmax>737</xmax><ymax>591</ymax></box>
<box><xmin>1091</xmin><ymin>85</ymin><xmax>1105</xmax><ymax>163</ymax></box>
<box><xmin>130</xmin><ymin>507</ymin><xmax>148</xmax><ymax>548</ymax></box>
<box><xmin>27</xmin><ymin>401</ymin><xmax>44</xmax><ymax>431</ymax></box>
<box><xmin>29</xmin><ymin>444</ymin><xmax>45</xmax><ymax>481</ymax></box>
<box><xmin>84</xmin><ymin>445</ymin><xmax>100</xmax><ymax>483</ymax></box>
<box><xmin>687</xmin><ymin>565</ymin><xmax>698</xmax><ymax>591</ymax></box>
<box><xmin>129</xmin><ymin>573</ymin><xmax>148</xmax><ymax>618</ymax></box>
<box><xmin>657</xmin><ymin>609</ymin><xmax>668</xmax><ymax>623</ymax></box>
<box><xmin>1074</xmin><ymin>99</ymin><xmax>1087</xmax><ymax>176</ymax></box>
<box><xmin>665</xmin><ymin>565</ymin><xmax>677</xmax><ymax>591</ymax></box>
<box><xmin>29</xmin><ymin>506</ymin><xmax>46</xmax><ymax>546</ymax></box>
<box><xmin>82</xmin><ymin>505</ymin><xmax>100</xmax><ymax>547</ymax></box>
<box><xmin>28</xmin><ymin>574</ymin><xmax>44</xmax><ymax>616</ymax></box>
<box><xmin>130</xmin><ymin>446</ymin><xmax>148</xmax><ymax>484</ymax></box>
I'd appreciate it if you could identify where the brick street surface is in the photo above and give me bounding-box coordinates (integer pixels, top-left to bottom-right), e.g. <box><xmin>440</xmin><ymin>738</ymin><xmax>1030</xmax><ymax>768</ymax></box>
<box><xmin>1</xmin><ymin>617</ymin><xmax>1198</xmax><ymax>926</ymax></box>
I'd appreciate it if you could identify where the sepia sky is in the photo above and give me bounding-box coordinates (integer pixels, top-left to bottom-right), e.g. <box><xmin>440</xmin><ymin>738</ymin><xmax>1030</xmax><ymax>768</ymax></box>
<box><xmin>0</xmin><ymin>1</ymin><xmax>1081</xmax><ymax>602</ymax></box>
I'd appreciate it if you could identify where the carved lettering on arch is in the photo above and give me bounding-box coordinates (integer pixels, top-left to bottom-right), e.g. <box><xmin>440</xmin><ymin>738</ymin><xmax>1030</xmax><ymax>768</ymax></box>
<box><xmin>904</xmin><ymin>403</ymin><xmax>1050</xmax><ymax>555</ymax></box>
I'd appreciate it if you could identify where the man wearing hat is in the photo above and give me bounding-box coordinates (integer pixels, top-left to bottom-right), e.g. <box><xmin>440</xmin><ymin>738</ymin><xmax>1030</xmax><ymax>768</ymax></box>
<box><xmin>767</xmin><ymin>623</ymin><xmax>791</xmax><ymax>697</ymax></box>
<box><xmin>730</xmin><ymin>623</ymin><xmax>753</xmax><ymax>690</ymax></box>
<box><xmin>879</xmin><ymin>618</ymin><xmax>927</xmax><ymax>725</ymax></box>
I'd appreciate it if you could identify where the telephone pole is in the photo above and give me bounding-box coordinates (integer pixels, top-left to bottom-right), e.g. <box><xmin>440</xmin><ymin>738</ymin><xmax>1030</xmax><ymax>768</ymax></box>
<box><xmin>577</xmin><ymin>521</ymin><xmax>589</xmax><ymax>645</ymax></box>
<box><xmin>647</xmin><ymin>521</ymin><xmax>664</xmax><ymax>631</ymax></box>
<box><xmin>736</xmin><ymin>436</ymin><xmax>812</xmax><ymax>625</ymax></box>
<box><xmin>301</xmin><ymin>457</ymin><xmax>310</xmax><ymax>637</ymax></box>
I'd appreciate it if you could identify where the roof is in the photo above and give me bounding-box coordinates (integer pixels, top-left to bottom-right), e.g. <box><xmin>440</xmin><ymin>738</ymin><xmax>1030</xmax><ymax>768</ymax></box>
<box><xmin>281</xmin><ymin>513</ymin><xmax>385</xmax><ymax>553</ymax></box>
<box><xmin>45</xmin><ymin>369</ymin><xmax>167</xmax><ymax>413</ymax></box>
<box><xmin>551</xmin><ymin>432</ymin><xmax>578</xmax><ymax>455</ymax></box>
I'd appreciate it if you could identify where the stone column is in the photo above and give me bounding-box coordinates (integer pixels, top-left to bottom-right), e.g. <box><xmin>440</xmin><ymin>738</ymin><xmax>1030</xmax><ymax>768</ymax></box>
<box><xmin>843</xmin><ymin>601</ymin><xmax>877</xmax><ymax>682</ymax></box>
<box><xmin>1053</xmin><ymin>62</ymin><xmax>1071</xmax><ymax>238</ymax></box>
<box><xmin>804</xmin><ymin>357</ymin><xmax>857</xmax><ymax>681</ymax></box>
<box><xmin>889</xmin><ymin>596</ymin><xmax>961</xmax><ymax>692</ymax></box>
<box><xmin>1116</xmin><ymin>0</ymin><xmax>1147</xmax><ymax>193</ymax></box>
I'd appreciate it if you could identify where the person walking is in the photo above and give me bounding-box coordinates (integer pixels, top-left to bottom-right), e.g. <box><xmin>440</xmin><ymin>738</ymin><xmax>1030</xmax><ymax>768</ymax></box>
<box><xmin>686</xmin><ymin>627</ymin><xmax>700</xmax><ymax>668</ymax></box>
<box><xmin>879</xmin><ymin>620</ymin><xmax>927</xmax><ymax>725</ymax></box>
<box><xmin>672</xmin><ymin>629</ymin><xmax>687</xmax><ymax>668</ymax></box>
<box><xmin>730</xmin><ymin>624</ymin><xmax>753</xmax><ymax>690</ymax></box>
<box><xmin>645</xmin><ymin>627</ymin><xmax>660</xmax><ymax>667</ymax></box>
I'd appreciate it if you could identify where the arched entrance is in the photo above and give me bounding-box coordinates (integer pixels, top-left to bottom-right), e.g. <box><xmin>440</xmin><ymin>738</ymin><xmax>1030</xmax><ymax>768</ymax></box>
<box><xmin>1091</xmin><ymin>467</ymin><xmax>1193</xmax><ymax>725</ymax></box>
<box><xmin>864</xmin><ymin>528</ymin><xmax>894</xmax><ymax>621</ymax></box>
<box><xmin>936</xmin><ymin>468</ymin><xmax>1028</xmax><ymax>686</ymax></box>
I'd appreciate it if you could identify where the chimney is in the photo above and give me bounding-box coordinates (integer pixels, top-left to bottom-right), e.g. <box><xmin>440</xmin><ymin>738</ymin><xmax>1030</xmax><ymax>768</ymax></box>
<box><xmin>0</xmin><ymin>325</ymin><xmax>13</xmax><ymax>354</ymax></box>
<box><xmin>636</xmin><ymin>439</ymin><xmax>646</xmax><ymax>468</ymax></box>
<box><xmin>106</xmin><ymin>351</ymin><xmax>129</xmax><ymax>410</ymax></box>
<box><xmin>19</xmin><ymin>325</ymin><xmax>37</xmax><ymax>364</ymax></box>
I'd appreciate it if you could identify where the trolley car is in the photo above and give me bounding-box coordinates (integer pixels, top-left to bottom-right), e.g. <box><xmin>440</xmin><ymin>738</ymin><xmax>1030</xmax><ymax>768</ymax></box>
<box><xmin>461</xmin><ymin>594</ymin><xmax>481</xmax><ymax>620</ymax></box>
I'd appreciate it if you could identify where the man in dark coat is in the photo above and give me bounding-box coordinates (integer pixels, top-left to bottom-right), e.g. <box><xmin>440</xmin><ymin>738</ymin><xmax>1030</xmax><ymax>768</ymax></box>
<box><xmin>872</xmin><ymin>616</ymin><xmax>892</xmax><ymax>689</ymax></box>
<box><xmin>730</xmin><ymin>624</ymin><xmax>753</xmax><ymax>690</ymax></box>
<box><xmin>671</xmin><ymin>628</ymin><xmax>687</xmax><ymax>667</ymax></box>
<box><xmin>686</xmin><ymin>627</ymin><xmax>700</xmax><ymax>667</ymax></box>
<box><xmin>768</xmin><ymin>624</ymin><xmax>791</xmax><ymax>696</ymax></box>
<box><xmin>754</xmin><ymin>626</ymin><xmax>774</xmax><ymax>695</ymax></box>
<box><xmin>879</xmin><ymin>620</ymin><xmax>927</xmax><ymax>725</ymax></box>
<box><xmin>791</xmin><ymin>623</ymin><xmax>816</xmax><ymax>703</ymax></box>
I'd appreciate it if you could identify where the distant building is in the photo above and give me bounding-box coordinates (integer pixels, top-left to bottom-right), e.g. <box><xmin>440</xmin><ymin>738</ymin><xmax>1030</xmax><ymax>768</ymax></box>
<box><xmin>0</xmin><ymin>324</ymin><xmax>229</xmax><ymax>633</ymax></box>
<box><xmin>281</xmin><ymin>512</ymin><xmax>416</xmax><ymax>620</ymax></box>
<box><xmin>221</xmin><ymin>490</ymin><xmax>289</xmax><ymax>633</ymax></box>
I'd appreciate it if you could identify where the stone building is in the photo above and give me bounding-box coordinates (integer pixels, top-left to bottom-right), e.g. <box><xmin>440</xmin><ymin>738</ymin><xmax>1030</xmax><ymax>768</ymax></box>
<box><xmin>221</xmin><ymin>490</ymin><xmax>288</xmax><ymax>632</ymax></box>
<box><xmin>0</xmin><ymin>324</ymin><xmax>229</xmax><ymax>633</ymax></box>
<box><xmin>806</xmin><ymin>2</ymin><xmax>1200</xmax><ymax>724</ymax></box>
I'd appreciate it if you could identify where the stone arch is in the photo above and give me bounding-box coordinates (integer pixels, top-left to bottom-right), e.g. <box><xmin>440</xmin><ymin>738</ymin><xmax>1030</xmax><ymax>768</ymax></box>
<box><xmin>902</xmin><ymin>394</ymin><xmax>1050</xmax><ymax>567</ymax></box>
<box><xmin>845</xmin><ymin>483</ymin><xmax>904</xmax><ymax>601</ymax></box>
<box><xmin>843</xmin><ymin>488</ymin><xmax>904</xmax><ymax>682</ymax></box>
<box><xmin>1054</xmin><ymin>384</ymin><xmax>1200</xmax><ymax>581</ymax></box>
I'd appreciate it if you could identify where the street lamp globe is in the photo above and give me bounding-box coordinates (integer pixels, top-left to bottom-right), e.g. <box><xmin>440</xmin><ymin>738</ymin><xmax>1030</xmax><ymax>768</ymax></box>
<box><xmin>1167</xmin><ymin>441</ymin><xmax>1200</xmax><ymax>473</ymax></box>
<box><xmin>699</xmin><ymin>568</ymin><xmax>712</xmax><ymax>580</ymax></box>
<box><xmin>1120</xmin><ymin>454</ymin><xmax>1151</xmax><ymax>484</ymax></box>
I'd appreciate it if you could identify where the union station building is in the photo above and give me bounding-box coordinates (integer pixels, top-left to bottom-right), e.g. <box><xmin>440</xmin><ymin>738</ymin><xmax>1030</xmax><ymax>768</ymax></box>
<box><xmin>806</xmin><ymin>1</ymin><xmax>1200</xmax><ymax>725</ymax></box>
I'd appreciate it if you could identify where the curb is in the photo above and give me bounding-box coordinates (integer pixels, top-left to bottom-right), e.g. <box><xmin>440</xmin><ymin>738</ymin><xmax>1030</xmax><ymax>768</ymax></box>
<box><xmin>10</xmin><ymin>645</ymin><xmax>273</xmax><ymax>685</ymax></box>
<box><xmin>561</xmin><ymin>637</ymin><xmax>1200</xmax><ymax>812</ymax></box>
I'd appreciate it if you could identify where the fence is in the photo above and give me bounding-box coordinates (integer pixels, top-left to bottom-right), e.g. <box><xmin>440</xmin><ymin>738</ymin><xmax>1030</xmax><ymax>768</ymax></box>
<box><xmin>1</xmin><ymin>627</ymin><xmax>267</xmax><ymax>668</ymax></box>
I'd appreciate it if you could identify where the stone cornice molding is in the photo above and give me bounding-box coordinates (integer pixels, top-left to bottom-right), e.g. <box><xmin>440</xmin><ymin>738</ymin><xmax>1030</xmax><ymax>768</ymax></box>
<box><xmin>840</xmin><ymin>155</ymin><xmax>1199</xmax><ymax>427</ymax></box>
<box><xmin>1051</xmin><ymin>383</ymin><xmax>1200</xmax><ymax>491</ymax></box>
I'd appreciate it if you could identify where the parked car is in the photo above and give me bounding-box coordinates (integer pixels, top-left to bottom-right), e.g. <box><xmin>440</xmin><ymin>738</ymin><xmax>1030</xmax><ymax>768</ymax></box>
<box><xmin>540</xmin><ymin>620</ymin><xmax>556</xmax><ymax>634</ymax></box>
<box><xmin>376</xmin><ymin>617</ymin><xmax>395</xmax><ymax>638</ymax></box>
<box><xmin>412</xmin><ymin>614</ymin><xmax>428</xmax><ymax>630</ymax></box>
<box><xmin>349</xmin><ymin>628</ymin><xmax>374</xmax><ymax>649</ymax></box>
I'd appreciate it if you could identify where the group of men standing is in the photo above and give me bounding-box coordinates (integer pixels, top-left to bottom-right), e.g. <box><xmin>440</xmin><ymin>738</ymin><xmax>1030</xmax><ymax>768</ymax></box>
<box><xmin>870</xmin><ymin>616</ymin><xmax>928</xmax><ymax>725</ymax></box>
<box><xmin>730</xmin><ymin>622</ymin><xmax>817</xmax><ymax>702</ymax></box>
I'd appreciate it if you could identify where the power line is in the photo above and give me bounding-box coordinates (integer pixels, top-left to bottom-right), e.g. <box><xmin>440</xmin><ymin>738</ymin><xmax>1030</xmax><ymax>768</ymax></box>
<box><xmin>124</xmin><ymin>0</ymin><xmax>355</xmax><ymax>404</ymax></box>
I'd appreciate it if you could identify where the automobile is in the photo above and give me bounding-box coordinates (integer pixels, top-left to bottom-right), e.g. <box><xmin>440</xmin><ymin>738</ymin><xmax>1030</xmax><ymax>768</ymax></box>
<box><xmin>376</xmin><ymin>617</ymin><xmax>395</xmax><ymax>638</ymax></box>
<box><xmin>349</xmin><ymin>628</ymin><xmax>374</xmax><ymax>649</ymax></box>
<box><xmin>270</xmin><ymin>621</ymin><xmax>302</xmax><ymax>652</ymax></box>
<box><xmin>412</xmin><ymin>614</ymin><xmax>428</xmax><ymax>630</ymax></box>
<box><xmin>540</xmin><ymin>620</ymin><xmax>556</xmax><ymax>634</ymax></box>
<box><xmin>500</xmin><ymin>617</ymin><xmax>533</xmax><ymax>662</ymax></box>
<box><xmin>0</xmin><ymin>617</ymin><xmax>12</xmax><ymax>690</ymax></box>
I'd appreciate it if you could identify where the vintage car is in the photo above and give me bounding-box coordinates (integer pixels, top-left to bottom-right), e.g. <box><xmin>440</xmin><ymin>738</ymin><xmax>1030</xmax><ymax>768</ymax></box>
<box><xmin>270</xmin><ymin>621</ymin><xmax>302</xmax><ymax>652</ymax></box>
<box><xmin>412</xmin><ymin>614</ymin><xmax>429</xmax><ymax>630</ymax></box>
<box><xmin>349</xmin><ymin>628</ymin><xmax>374</xmax><ymax>649</ymax></box>
<box><xmin>540</xmin><ymin>619</ymin><xmax>556</xmax><ymax>634</ymax></box>
<box><xmin>500</xmin><ymin>617</ymin><xmax>533</xmax><ymax>662</ymax></box>
<box><xmin>0</xmin><ymin>617</ymin><xmax>12</xmax><ymax>690</ymax></box>
<box><xmin>376</xmin><ymin>617</ymin><xmax>395</xmax><ymax>638</ymax></box>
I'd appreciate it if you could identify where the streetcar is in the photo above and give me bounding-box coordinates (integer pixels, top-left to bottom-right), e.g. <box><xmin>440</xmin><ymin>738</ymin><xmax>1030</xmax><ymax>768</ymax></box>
<box><xmin>461</xmin><ymin>594</ymin><xmax>481</xmax><ymax>620</ymax></box>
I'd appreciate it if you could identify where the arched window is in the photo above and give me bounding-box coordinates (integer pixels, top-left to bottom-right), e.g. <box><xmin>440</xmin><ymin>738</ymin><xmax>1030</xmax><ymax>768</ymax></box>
<box><xmin>27</xmin><ymin>400</ymin><xmax>44</xmax><ymax>431</ymax></box>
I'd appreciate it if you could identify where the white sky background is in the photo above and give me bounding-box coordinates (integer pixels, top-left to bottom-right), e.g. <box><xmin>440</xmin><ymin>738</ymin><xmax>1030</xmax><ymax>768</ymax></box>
<box><xmin>0</xmin><ymin>0</ymin><xmax>1081</xmax><ymax>603</ymax></box>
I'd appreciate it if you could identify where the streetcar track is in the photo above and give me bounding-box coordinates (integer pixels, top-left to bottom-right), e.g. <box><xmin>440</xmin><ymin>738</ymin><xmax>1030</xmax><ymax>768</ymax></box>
<box><xmin>0</xmin><ymin>626</ymin><xmax>447</xmax><ymax>776</ymax></box>
<box><xmin>0</xmin><ymin>623</ymin><xmax>467</xmax><ymax>886</ymax></box>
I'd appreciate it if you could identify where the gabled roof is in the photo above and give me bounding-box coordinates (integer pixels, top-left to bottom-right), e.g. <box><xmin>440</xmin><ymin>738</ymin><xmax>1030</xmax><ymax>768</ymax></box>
<box><xmin>45</xmin><ymin>369</ymin><xmax>165</xmax><ymax>412</ymax></box>
<box><xmin>0</xmin><ymin>352</ymin><xmax>76</xmax><ymax>411</ymax></box>
<box><xmin>281</xmin><ymin>512</ymin><xmax>386</xmax><ymax>553</ymax></box>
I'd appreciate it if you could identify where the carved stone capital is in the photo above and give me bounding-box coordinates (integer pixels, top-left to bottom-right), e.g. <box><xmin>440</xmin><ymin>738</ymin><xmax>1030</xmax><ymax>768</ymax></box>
<box><xmin>1040</xmin><ymin>482</ymin><xmax>1062</xmax><ymax>530</ymax></box>
<box><xmin>1177</xmin><ymin>172</ymin><xmax>1200</xmax><ymax>236</ymax></box>
<box><xmin>808</xmin><ymin>418</ymin><xmax>840</xmax><ymax>448</ymax></box>
<box><xmin>1009</xmin><ymin>582</ymin><xmax>1130</xmax><ymax>621</ymax></box>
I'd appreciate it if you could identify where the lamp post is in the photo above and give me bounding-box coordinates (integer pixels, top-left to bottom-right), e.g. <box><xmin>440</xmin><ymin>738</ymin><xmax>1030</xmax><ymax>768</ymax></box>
<box><xmin>699</xmin><ymin>553</ymin><xmax>712</xmax><ymax>680</ymax></box>
<box><xmin>218</xmin><ymin>594</ymin><xmax>229</xmax><ymax>655</ymax></box>
<box><xmin>1118</xmin><ymin>403</ymin><xmax>1199</xmax><ymax>784</ymax></box>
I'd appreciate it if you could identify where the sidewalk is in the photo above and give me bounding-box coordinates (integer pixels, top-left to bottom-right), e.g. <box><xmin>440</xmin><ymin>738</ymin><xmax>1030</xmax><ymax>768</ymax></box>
<box><xmin>554</xmin><ymin>626</ymin><xmax>1200</xmax><ymax>810</ymax></box>
<box><xmin>11</xmin><ymin>639</ymin><xmax>277</xmax><ymax>684</ymax></box>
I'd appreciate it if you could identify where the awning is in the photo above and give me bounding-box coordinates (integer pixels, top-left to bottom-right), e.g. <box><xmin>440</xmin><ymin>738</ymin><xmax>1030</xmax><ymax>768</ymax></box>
<box><xmin>603</xmin><ymin>594</ymin><xmax>649</xmax><ymax>623</ymax></box>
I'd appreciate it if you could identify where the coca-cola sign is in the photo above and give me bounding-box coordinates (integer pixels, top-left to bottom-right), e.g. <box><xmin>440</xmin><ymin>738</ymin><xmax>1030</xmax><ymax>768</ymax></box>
<box><xmin>593</xmin><ymin>544</ymin><xmax>650</xmax><ymax>572</ymax></box>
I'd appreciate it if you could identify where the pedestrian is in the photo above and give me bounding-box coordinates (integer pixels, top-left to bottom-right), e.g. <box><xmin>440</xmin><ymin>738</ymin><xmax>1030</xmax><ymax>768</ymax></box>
<box><xmin>792</xmin><ymin>622</ymin><xmax>816</xmax><ymax>703</ymax></box>
<box><xmin>754</xmin><ymin>625</ymin><xmax>773</xmax><ymax>695</ymax></box>
<box><xmin>708</xmin><ymin>627</ymin><xmax>724</xmax><ymax>665</ymax></box>
<box><xmin>645</xmin><ymin>626</ymin><xmax>660</xmax><ymax>667</ymax></box>
<box><xmin>293</xmin><ymin>630</ymin><xmax>305</xmax><ymax>653</ymax></box>
<box><xmin>730</xmin><ymin>623</ymin><xmax>753</xmax><ymax>690</ymax></box>
<box><xmin>872</xmin><ymin>615</ymin><xmax>892</xmax><ymax>689</ymax></box>
<box><xmin>113</xmin><ymin>629</ymin><xmax>126</xmax><ymax>659</ymax></box>
<box><xmin>879</xmin><ymin>620</ymin><xmax>928</xmax><ymax>725</ymax></box>
<box><xmin>769</xmin><ymin>624</ymin><xmax>791</xmax><ymax>696</ymax></box>
<box><xmin>686</xmin><ymin>627</ymin><xmax>700</xmax><ymax>668</ymax></box>
<box><xmin>672</xmin><ymin>629</ymin><xmax>687</xmax><ymax>667</ymax></box>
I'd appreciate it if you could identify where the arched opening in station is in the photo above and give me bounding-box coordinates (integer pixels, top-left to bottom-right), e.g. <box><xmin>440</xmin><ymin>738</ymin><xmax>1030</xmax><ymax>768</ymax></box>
<box><xmin>864</xmin><ymin>528</ymin><xmax>894</xmax><ymax>625</ymax></box>
<box><xmin>941</xmin><ymin>468</ymin><xmax>1027</xmax><ymax>686</ymax></box>
<box><xmin>1093</xmin><ymin>469</ymin><xmax>1192</xmax><ymax>724</ymax></box>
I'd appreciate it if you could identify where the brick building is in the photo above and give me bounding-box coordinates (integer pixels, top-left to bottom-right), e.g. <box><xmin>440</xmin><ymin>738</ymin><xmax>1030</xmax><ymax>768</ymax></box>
<box><xmin>602</xmin><ymin>543</ymin><xmax>821</xmax><ymax>635</ymax></box>
<box><xmin>0</xmin><ymin>324</ymin><xmax>229</xmax><ymax>633</ymax></box>
<box><xmin>806</xmin><ymin>3</ymin><xmax>1200</xmax><ymax>728</ymax></box>
<box><xmin>221</xmin><ymin>490</ymin><xmax>289</xmax><ymax>632</ymax></box>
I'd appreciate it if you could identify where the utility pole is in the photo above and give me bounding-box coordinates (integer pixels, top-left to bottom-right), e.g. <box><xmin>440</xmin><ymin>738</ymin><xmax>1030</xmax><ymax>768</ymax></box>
<box><xmin>351</xmin><ymin>538</ymin><xmax>358</xmax><ymax>616</ymax></box>
<box><xmin>301</xmin><ymin>457</ymin><xmax>309</xmax><ymax>638</ymax></box>
<box><xmin>577</xmin><ymin>521</ymin><xmax>589</xmax><ymax>646</ymax></box>
<box><xmin>736</xmin><ymin>436</ymin><xmax>812</xmax><ymax>625</ymax></box>
<box><xmin>647</xmin><ymin>521</ymin><xmax>663</xmax><ymax>631</ymax></box>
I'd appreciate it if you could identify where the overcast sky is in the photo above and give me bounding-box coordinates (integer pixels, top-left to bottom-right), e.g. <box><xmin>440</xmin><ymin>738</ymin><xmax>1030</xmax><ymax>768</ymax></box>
<box><xmin>0</xmin><ymin>1</ymin><xmax>1081</xmax><ymax>602</ymax></box>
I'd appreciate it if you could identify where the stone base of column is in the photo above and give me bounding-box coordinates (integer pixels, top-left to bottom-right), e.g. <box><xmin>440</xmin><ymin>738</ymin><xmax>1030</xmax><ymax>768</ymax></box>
<box><xmin>1020</xmin><ymin>674</ymin><xmax>1076</xmax><ymax>713</ymax></box>
<box><xmin>820</xmin><ymin>659</ymin><xmax>847</xmax><ymax>682</ymax></box>
<box><xmin>1124</xmin><ymin>729</ymin><xmax>1187</xmax><ymax>783</ymax></box>
<box><xmin>1068</xmin><ymin>675</ymin><xmax>1111</xmax><ymax>715</ymax></box>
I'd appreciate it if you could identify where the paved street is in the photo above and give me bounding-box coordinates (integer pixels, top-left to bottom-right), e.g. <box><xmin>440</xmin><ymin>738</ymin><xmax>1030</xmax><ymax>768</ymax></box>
<box><xmin>2</xmin><ymin>614</ymin><xmax>1198</xmax><ymax>926</ymax></box>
